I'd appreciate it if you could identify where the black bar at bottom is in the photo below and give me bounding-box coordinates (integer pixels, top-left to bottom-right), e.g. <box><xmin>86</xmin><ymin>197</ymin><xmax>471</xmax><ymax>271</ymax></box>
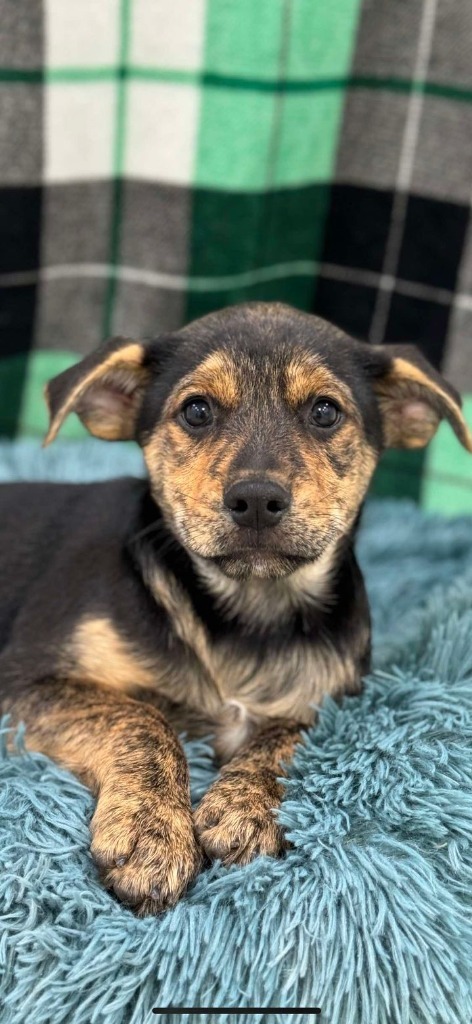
<box><xmin>152</xmin><ymin>1010</ymin><xmax>321</xmax><ymax>1015</ymax></box>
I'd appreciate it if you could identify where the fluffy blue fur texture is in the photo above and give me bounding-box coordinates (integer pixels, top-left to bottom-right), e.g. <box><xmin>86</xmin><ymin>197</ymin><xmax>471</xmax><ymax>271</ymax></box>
<box><xmin>1</xmin><ymin>440</ymin><xmax>472</xmax><ymax>1024</ymax></box>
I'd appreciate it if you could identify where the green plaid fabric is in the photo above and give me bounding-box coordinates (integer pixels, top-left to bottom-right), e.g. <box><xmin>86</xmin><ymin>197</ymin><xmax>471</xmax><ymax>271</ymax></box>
<box><xmin>1</xmin><ymin>0</ymin><xmax>471</xmax><ymax>511</ymax></box>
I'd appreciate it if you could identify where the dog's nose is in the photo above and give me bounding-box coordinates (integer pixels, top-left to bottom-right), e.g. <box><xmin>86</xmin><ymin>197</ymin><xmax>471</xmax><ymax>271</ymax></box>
<box><xmin>224</xmin><ymin>479</ymin><xmax>291</xmax><ymax>529</ymax></box>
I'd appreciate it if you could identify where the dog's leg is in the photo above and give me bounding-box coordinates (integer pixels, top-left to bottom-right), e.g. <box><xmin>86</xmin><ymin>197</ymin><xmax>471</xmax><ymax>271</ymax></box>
<box><xmin>194</xmin><ymin>719</ymin><xmax>301</xmax><ymax>865</ymax></box>
<box><xmin>4</xmin><ymin>680</ymin><xmax>201</xmax><ymax>913</ymax></box>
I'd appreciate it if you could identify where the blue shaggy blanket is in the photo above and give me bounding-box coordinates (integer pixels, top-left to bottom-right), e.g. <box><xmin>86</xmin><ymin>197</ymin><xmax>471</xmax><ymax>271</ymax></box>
<box><xmin>1</xmin><ymin>441</ymin><xmax>472</xmax><ymax>1024</ymax></box>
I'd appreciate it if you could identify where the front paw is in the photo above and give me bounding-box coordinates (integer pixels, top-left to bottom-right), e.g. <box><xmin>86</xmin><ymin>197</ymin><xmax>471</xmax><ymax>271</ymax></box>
<box><xmin>90</xmin><ymin>785</ymin><xmax>202</xmax><ymax>914</ymax></box>
<box><xmin>194</xmin><ymin>769</ymin><xmax>286</xmax><ymax>866</ymax></box>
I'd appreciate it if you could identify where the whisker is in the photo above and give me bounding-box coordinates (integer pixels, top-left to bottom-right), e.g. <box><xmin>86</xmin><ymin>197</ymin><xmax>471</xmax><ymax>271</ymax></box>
<box><xmin>175</xmin><ymin>487</ymin><xmax>349</xmax><ymax>525</ymax></box>
<box><xmin>175</xmin><ymin>488</ymin><xmax>220</xmax><ymax>514</ymax></box>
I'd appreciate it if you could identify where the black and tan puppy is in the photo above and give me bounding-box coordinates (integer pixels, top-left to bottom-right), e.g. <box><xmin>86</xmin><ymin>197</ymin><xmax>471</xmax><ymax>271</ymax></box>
<box><xmin>0</xmin><ymin>303</ymin><xmax>470</xmax><ymax>915</ymax></box>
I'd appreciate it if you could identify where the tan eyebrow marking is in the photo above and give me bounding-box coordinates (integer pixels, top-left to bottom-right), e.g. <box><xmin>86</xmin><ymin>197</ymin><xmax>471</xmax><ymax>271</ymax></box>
<box><xmin>165</xmin><ymin>351</ymin><xmax>240</xmax><ymax>415</ymax></box>
<box><xmin>284</xmin><ymin>354</ymin><xmax>355</xmax><ymax>410</ymax></box>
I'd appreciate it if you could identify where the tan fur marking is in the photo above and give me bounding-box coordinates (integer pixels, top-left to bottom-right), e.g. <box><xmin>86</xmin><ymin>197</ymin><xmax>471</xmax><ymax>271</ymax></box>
<box><xmin>284</xmin><ymin>354</ymin><xmax>357</xmax><ymax>412</ymax></box>
<box><xmin>142</xmin><ymin>351</ymin><xmax>243</xmax><ymax>559</ymax></box>
<box><xmin>68</xmin><ymin>616</ymin><xmax>158</xmax><ymax>692</ymax></box>
<box><xmin>290</xmin><ymin>427</ymin><xmax>377</xmax><ymax>546</ymax></box>
<box><xmin>144</xmin><ymin>422</ymin><xmax>237</xmax><ymax>557</ymax></box>
<box><xmin>44</xmin><ymin>342</ymin><xmax>145</xmax><ymax>445</ymax></box>
<box><xmin>165</xmin><ymin>351</ymin><xmax>240</xmax><ymax>416</ymax></box>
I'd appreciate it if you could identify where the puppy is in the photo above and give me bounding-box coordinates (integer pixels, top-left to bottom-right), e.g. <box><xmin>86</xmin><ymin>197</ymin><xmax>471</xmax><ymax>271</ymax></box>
<box><xmin>0</xmin><ymin>302</ymin><xmax>470</xmax><ymax>915</ymax></box>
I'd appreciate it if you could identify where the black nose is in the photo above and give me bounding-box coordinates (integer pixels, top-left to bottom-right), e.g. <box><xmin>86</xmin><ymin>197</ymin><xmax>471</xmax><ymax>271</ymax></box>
<box><xmin>224</xmin><ymin>478</ymin><xmax>291</xmax><ymax>529</ymax></box>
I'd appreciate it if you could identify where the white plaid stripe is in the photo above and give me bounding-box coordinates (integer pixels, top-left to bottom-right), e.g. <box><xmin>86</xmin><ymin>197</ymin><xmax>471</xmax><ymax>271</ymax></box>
<box><xmin>368</xmin><ymin>0</ymin><xmax>440</xmax><ymax>344</ymax></box>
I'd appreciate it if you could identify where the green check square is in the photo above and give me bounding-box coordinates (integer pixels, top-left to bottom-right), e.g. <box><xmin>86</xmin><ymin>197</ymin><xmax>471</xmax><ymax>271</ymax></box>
<box><xmin>274</xmin><ymin>90</ymin><xmax>348</xmax><ymax>185</ymax></box>
<box><xmin>185</xmin><ymin>186</ymin><xmax>332</xmax><ymax>321</ymax></box>
<box><xmin>370</xmin><ymin>450</ymin><xmax>424</xmax><ymax>503</ymax></box>
<box><xmin>187</xmin><ymin>185</ymin><xmax>328</xmax><ymax>277</ymax></box>
<box><xmin>422</xmin><ymin>396</ymin><xmax>472</xmax><ymax>514</ymax></box>
<box><xmin>1</xmin><ymin>352</ymin><xmax>86</xmax><ymax>438</ymax></box>
<box><xmin>195</xmin><ymin>86</ymin><xmax>276</xmax><ymax>190</ymax></box>
<box><xmin>203</xmin><ymin>0</ymin><xmax>285</xmax><ymax>79</ymax></box>
<box><xmin>287</xmin><ymin>0</ymin><xmax>362</xmax><ymax>78</ymax></box>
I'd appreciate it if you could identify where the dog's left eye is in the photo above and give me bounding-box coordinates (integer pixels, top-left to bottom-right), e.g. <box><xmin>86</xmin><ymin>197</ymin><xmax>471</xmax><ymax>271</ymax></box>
<box><xmin>310</xmin><ymin>398</ymin><xmax>340</xmax><ymax>428</ymax></box>
<box><xmin>181</xmin><ymin>398</ymin><xmax>213</xmax><ymax>428</ymax></box>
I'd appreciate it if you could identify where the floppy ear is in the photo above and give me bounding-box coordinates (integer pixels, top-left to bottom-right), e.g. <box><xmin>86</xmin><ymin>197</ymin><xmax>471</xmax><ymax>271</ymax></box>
<box><xmin>44</xmin><ymin>336</ymin><xmax>155</xmax><ymax>445</ymax></box>
<box><xmin>366</xmin><ymin>344</ymin><xmax>472</xmax><ymax>452</ymax></box>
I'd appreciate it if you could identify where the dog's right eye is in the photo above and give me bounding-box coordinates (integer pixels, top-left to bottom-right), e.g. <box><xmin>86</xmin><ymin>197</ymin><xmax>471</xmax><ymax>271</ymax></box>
<box><xmin>181</xmin><ymin>398</ymin><xmax>213</xmax><ymax>428</ymax></box>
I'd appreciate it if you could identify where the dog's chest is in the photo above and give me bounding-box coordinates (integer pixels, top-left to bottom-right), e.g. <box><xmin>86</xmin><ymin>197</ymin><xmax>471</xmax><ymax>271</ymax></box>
<box><xmin>69</xmin><ymin>561</ymin><xmax>356</xmax><ymax>760</ymax></box>
<box><xmin>136</xmin><ymin>625</ymin><xmax>325</xmax><ymax>759</ymax></box>
<box><xmin>202</xmin><ymin>635</ymin><xmax>321</xmax><ymax>758</ymax></box>
<box><xmin>136</xmin><ymin>558</ymin><xmax>357</xmax><ymax>757</ymax></box>
<box><xmin>70</xmin><ymin>608</ymin><xmax>355</xmax><ymax>762</ymax></box>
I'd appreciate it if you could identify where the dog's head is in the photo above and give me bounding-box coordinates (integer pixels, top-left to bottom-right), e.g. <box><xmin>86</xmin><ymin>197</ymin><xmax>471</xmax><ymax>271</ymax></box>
<box><xmin>45</xmin><ymin>303</ymin><xmax>472</xmax><ymax>579</ymax></box>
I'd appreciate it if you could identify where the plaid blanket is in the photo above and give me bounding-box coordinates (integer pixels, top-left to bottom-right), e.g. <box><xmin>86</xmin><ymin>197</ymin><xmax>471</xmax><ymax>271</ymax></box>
<box><xmin>1</xmin><ymin>0</ymin><xmax>471</xmax><ymax>511</ymax></box>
